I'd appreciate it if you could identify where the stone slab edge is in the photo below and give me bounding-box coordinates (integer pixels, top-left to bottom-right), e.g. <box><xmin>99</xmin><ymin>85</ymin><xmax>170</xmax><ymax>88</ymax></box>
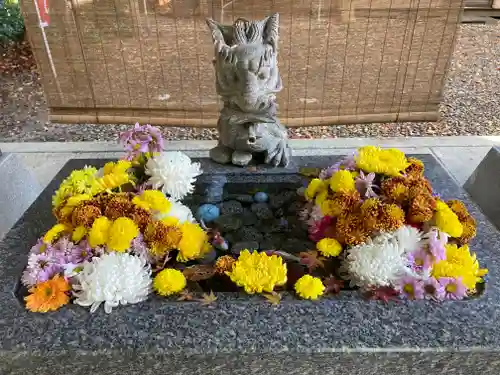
<box><xmin>464</xmin><ymin>146</ymin><xmax>500</xmax><ymax>229</ymax></box>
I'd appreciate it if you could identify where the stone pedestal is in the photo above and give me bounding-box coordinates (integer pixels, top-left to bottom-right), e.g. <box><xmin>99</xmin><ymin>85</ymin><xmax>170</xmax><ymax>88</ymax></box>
<box><xmin>0</xmin><ymin>155</ymin><xmax>499</xmax><ymax>374</ymax></box>
<box><xmin>464</xmin><ymin>146</ymin><xmax>500</xmax><ymax>230</ymax></box>
<box><xmin>0</xmin><ymin>152</ymin><xmax>41</xmax><ymax>240</ymax></box>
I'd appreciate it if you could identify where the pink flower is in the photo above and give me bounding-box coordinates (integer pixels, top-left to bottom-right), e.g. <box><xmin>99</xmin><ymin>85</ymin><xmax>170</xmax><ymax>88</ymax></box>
<box><xmin>396</xmin><ymin>277</ymin><xmax>425</xmax><ymax>300</ymax></box>
<box><xmin>408</xmin><ymin>248</ymin><xmax>433</xmax><ymax>271</ymax></box>
<box><xmin>355</xmin><ymin>170</ymin><xmax>378</xmax><ymax>198</ymax></box>
<box><xmin>308</xmin><ymin>216</ymin><xmax>334</xmax><ymax>242</ymax></box>
<box><xmin>423</xmin><ymin>277</ymin><xmax>445</xmax><ymax>301</ymax></box>
<box><xmin>119</xmin><ymin>123</ymin><xmax>164</xmax><ymax>161</ymax></box>
<box><xmin>439</xmin><ymin>277</ymin><xmax>468</xmax><ymax>300</ymax></box>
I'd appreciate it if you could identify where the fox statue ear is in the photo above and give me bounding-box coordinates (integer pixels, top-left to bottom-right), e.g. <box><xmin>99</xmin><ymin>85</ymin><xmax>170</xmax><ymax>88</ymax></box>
<box><xmin>206</xmin><ymin>18</ymin><xmax>225</xmax><ymax>44</ymax></box>
<box><xmin>263</xmin><ymin>13</ymin><xmax>279</xmax><ymax>52</ymax></box>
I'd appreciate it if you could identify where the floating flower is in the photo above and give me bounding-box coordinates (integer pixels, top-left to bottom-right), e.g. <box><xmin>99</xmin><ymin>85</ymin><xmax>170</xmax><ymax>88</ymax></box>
<box><xmin>227</xmin><ymin>250</ymin><xmax>287</xmax><ymax>294</ymax></box>
<box><xmin>439</xmin><ymin>277</ymin><xmax>467</xmax><ymax>300</ymax></box>
<box><xmin>329</xmin><ymin>170</ymin><xmax>355</xmax><ymax>193</ymax></box>
<box><xmin>153</xmin><ymin>268</ymin><xmax>186</xmax><ymax>296</ymax></box>
<box><xmin>107</xmin><ymin>217</ymin><xmax>140</xmax><ymax>252</ymax></box>
<box><xmin>316</xmin><ymin>238</ymin><xmax>343</xmax><ymax>257</ymax></box>
<box><xmin>88</xmin><ymin>216</ymin><xmax>112</xmax><ymax>248</ymax></box>
<box><xmin>119</xmin><ymin>122</ymin><xmax>165</xmax><ymax>161</ymax></box>
<box><xmin>294</xmin><ymin>275</ymin><xmax>325</xmax><ymax>300</ymax></box>
<box><xmin>214</xmin><ymin>255</ymin><xmax>236</xmax><ymax>274</ymax></box>
<box><xmin>43</xmin><ymin>223</ymin><xmax>71</xmax><ymax>244</ymax></box>
<box><xmin>25</xmin><ymin>275</ymin><xmax>71</xmax><ymax>313</ymax></box>
<box><xmin>132</xmin><ymin>190</ymin><xmax>171</xmax><ymax>214</ymax></box>
<box><xmin>73</xmin><ymin>252</ymin><xmax>152</xmax><ymax>313</ymax></box>
<box><xmin>355</xmin><ymin>146</ymin><xmax>409</xmax><ymax>177</ymax></box>
<box><xmin>355</xmin><ymin>170</ymin><xmax>378</xmax><ymax>198</ymax></box>
<box><xmin>396</xmin><ymin>277</ymin><xmax>424</xmax><ymax>300</ymax></box>
<box><xmin>423</xmin><ymin>277</ymin><xmax>445</xmax><ymax>301</ymax></box>
<box><xmin>52</xmin><ymin>166</ymin><xmax>98</xmax><ymax>208</ymax></box>
<box><xmin>155</xmin><ymin>198</ymin><xmax>195</xmax><ymax>224</ymax></box>
<box><xmin>144</xmin><ymin>221</ymin><xmax>182</xmax><ymax>258</ymax></box>
<box><xmin>431</xmin><ymin>244</ymin><xmax>488</xmax><ymax>290</ymax></box>
<box><xmin>71</xmin><ymin>225</ymin><xmax>87</xmax><ymax>243</ymax></box>
<box><xmin>304</xmin><ymin>178</ymin><xmax>327</xmax><ymax>202</ymax></box>
<box><xmin>145</xmin><ymin>151</ymin><xmax>202</xmax><ymax>201</ymax></box>
<box><xmin>434</xmin><ymin>200</ymin><xmax>463</xmax><ymax>237</ymax></box>
<box><xmin>21</xmin><ymin>252</ymin><xmax>61</xmax><ymax>287</ymax></box>
<box><xmin>344</xmin><ymin>226</ymin><xmax>420</xmax><ymax>288</ymax></box>
<box><xmin>176</xmin><ymin>222</ymin><xmax>209</xmax><ymax>262</ymax></box>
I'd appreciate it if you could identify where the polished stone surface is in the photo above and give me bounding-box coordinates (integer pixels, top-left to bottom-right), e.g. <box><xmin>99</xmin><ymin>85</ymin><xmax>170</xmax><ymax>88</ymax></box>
<box><xmin>464</xmin><ymin>146</ymin><xmax>500</xmax><ymax>230</ymax></box>
<box><xmin>0</xmin><ymin>155</ymin><xmax>499</xmax><ymax>373</ymax></box>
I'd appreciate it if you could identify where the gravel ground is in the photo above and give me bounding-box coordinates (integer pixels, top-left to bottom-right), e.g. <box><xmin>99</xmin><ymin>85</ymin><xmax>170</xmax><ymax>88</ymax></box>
<box><xmin>0</xmin><ymin>23</ymin><xmax>498</xmax><ymax>142</ymax></box>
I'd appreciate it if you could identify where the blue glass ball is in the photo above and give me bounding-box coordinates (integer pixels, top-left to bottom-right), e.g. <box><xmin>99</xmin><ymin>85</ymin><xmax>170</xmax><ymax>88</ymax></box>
<box><xmin>197</xmin><ymin>204</ymin><xmax>220</xmax><ymax>223</ymax></box>
<box><xmin>253</xmin><ymin>192</ymin><xmax>268</xmax><ymax>203</ymax></box>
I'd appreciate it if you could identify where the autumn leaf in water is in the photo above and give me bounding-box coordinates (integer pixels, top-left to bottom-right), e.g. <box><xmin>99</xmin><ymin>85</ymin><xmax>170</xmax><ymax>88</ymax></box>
<box><xmin>263</xmin><ymin>291</ymin><xmax>281</xmax><ymax>305</ymax></box>
<box><xmin>183</xmin><ymin>264</ymin><xmax>216</xmax><ymax>282</ymax></box>
<box><xmin>177</xmin><ymin>290</ymin><xmax>194</xmax><ymax>301</ymax></box>
<box><xmin>364</xmin><ymin>286</ymin><xmax>400</xmax><ymax>303</ymax></box>
<box><xmin>198</xmin><ymin>291</ymin><xmax>217</xmax><ymax>306</ymax></box>
<box><xmin>299</xmin><ymin>251</ymin><xmax>326</xmax><ymax>272</ymax></box>
<box><xmin>324</xmin><ymin>275</ymin><xmax>344</xmax><ymax>295</ymax></box>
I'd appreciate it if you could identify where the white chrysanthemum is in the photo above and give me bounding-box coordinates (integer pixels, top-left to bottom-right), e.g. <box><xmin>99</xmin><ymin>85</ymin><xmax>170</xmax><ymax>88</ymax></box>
<box><xmin>343</xmin><ymin>225</ymin><xmax>422</xmax><ymax>288</ymax></box>
<box><xmin>155</xmin><ymin>198</ymin><xmax>195</xmax><ymax>224</ymax></box>
<box><xmin>73</xmin><ymin>252</ymin><xmax>152</xmax><ymax>314</ymax></box>
<box><xmin>145</xmin><ymin>151</ymin><xmax>202</xmax><ymax>200</ymax></box>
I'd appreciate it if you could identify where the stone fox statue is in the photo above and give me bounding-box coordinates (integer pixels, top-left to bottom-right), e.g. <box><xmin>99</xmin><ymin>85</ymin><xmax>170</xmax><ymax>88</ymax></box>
<box><xmin>206</xmin><ymin>13</ymin><xmax>292</xmax><ymax>167</ymax></box>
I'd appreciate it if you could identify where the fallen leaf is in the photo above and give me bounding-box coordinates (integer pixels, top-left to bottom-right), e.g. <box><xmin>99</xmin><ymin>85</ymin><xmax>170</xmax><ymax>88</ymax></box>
<box><xmin>324</xmin><ymin>275</ymin><xmax>344</xmax><ymax>294</ymax></box>
<box><xmin>299</xmin><ymin>251</ymin><xmax>326</xmax><ymax>272</ymax></box>
<box><xmin>263</xmin><ymin>291</ymin><xmax>281</xmax><ymax>305</ymax></box>
<box><xmin>364</xmin><ymin>286</ymin><xmax>400</xmax><ymax>303</ymax></box>
<box><xmin>198</xmin><ymin>291</ymin><xmax>217</xmax><ymax>306</ymax></box>
<box><xmin>177</xmin><ymin>290</ymin><xmax>194</xmax><ymax>301</ymax></box>
<box><xmin>183</xmin><ymin>264</ymin><xmax>216</xmax><ymax>282</ymax></box>
<box><xmin>247</xmin><ymin>166</ymin><xmax>258</xmax><ymax>172</ymax></box>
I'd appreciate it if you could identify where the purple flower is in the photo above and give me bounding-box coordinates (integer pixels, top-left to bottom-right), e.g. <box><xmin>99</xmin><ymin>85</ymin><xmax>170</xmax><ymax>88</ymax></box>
<box><xmin>28</xmin><ymin>238</ymin><xmax>48</xmax><ymax>255</ymax></box>
<box><xmin>70</xmin><ymin>240</ymin><xmax>93</xmax><ymax>263</ymax></box>
<box><xmin>355</xmin><ymin>170</ymin><xmax>379</xmax><ymax>198</ymax></box>
<box><xmin>408</xmin><ymin>249</ymin><xmax>434</xmax><ymax>271</ymax></box>
<box><xmin>396</xmin><ymin>277</ymin><xmax>425</xmax><ymax>300</ymax></box>
<box><xmin>439</xmin><ymin>277</ymin><xmax>468</xmax><ymax>300</ymax></box>
<box><xmin>119</xmin><ymin>123</ymin><xmax>164</xmax><ymax>161</ymax></box>
<box><xmin>423</xmin><ymin>277</ymin><xmax>445</xmax><ymax>301</ymax></box>
<box><xmin>423</xmin><ymin>229</ymin><xmax>448</xmax><ymax>262</ymax></box>
<box><xmin>319</xmin><ymin>154</ymin><xmax>357</xmax><ymax>179</ymax></box>
<box><xmin>22</xmin><ymin>253</ymin><xmax>61</xmax><ymax>287</ymax></box>
<box><xmin>130</xmin><ymin>234</ymin><xmax>154</xmax><ymax>263</ymax></box>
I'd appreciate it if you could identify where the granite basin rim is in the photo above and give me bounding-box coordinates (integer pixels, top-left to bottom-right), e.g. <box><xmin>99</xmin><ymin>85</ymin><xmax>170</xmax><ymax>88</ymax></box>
<box><xmin>1</xmin><ymin>155</ymin><xmax>499</xmax><ymax>353</ymax></box>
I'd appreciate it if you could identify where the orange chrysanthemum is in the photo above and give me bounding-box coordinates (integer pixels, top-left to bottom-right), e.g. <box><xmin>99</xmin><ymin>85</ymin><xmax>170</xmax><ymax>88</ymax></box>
<box><xmin>145</xmin><ymin>221</ymin><xmax>182</xmax><ymax>257</ymax></box>
<box><xmin>72</xmin><ymin>204</ymin><xmax>102</xmax><ymax>227</ymax></box>
<box><xmin>381</xmin><ymin>176</ymin><xmax>409</xmax><ymax>205</ymax></box>
<box><xmin>446</xmin><ymin>199</ymin><xmax>476</xmax><ymax>245</ymax></box>
<box><xmin>407</xmin><ymin>176</ymin><xmax>433</xmax><ymax>199</ymax></box>
<box><xmin>25</xmin><ymin>275</ymin><xmax>71</xmax><ymax>313</ymax></box>
<box><xmin>377</xmin><ymin>203</ymin><xmax>405</xmax><ymax>232</ymax></box>
<box><xmin>129</xmin><ymin>206</ymin><xmax>153</xmax><ymax>231</ymax></box>
<box><xmin>104</xmin><ymin>195</ymin><xmax>134</xmax><ymax>220</ymax></box>
<box><xmin>320</xmin><ymin>190</ymin><xmax>360</xmax><ymax>217</ymax></box>
<box><xmin>335</xmin><ymin>213</ymin><xmax>369</xmax><ymax>246</ymax></box>
<box><xmin>214</xmin><ymin>255</ymin><xmax>236</xmax><ymax>274</ymax></box>
<box><xmin>447</xmin><ymin>199</ymin><xmax>470</xmax><ymax>222</ymax></box>
<box><xmin>407</xmin><ymin>193</ymin><xmax>436</xmax><ymax>225</ymax></box>
<box><xmin>405</xmin><ymin>157</ymin><xmax>425</xmax><ymax>177</ymax></box>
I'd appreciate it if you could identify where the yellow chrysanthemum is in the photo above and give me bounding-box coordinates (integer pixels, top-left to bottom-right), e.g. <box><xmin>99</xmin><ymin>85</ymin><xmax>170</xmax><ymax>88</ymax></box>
<box><xmin>91</xmin><ymin>173</ymin><xmax>131</xmax><ymax>196</ymax></box>
<box><xmin>227</xmin><ymin>250</ymin><xmax>287</xmax><ymax>294</ymax></box>
<box><xmin>107</xmin><ymin>217</ymin><xmax>139</xmax><ymax>252</ymax></box>
<box><xmin>304</xmin><ymin>178</ymin><xmax>327</xmax><ymax>201</ymax></box>
<box><xmin>153</xmin><ymin>268</ymin><xmax>186</xmax><ymax>296</ymax></box>
<box><xmin>315</xmin><ymin>189</ymin><xmax>329</xmax><ymax>207</ymax></box>
<box><xmin>59</xmin><ymin>194</ymin><xmax>92</xmax><ymax>218</ymax></box>
<box><xmin>161</xmin><ymin>216</ymin><xmax>180</xmax><ymax>226</ymax></box>
<box><xmin>316</xmin><ymin>238</ymin><xmax>343</xmax><ymax>257</ymax></box>
<box><xmin>329</xmin><ymin>170</ymin><xmax>355</xmax><ymax>193</ymax></box>
<box><xmin>434</xmin><ymin>200</ymin><xmax>463</xmax><ymax>237</ymax></box>
<box><xmin>355</xmin><ymin>146</ymin><xmax>409</xmax><ymax>177</ymax></box>
<box><xmin>176</xmin><ymin>222</ymin><xmax>209</xmax><ymax>262</ymax></box>
<box><xmin>132</xmin><ymin>190</ymin><xmax>171</xmax><ymax>214</ymax></box>
<box><xmin>43</xmin><ymin>223</ymin><xmax>71</xmax><ymax>244</ymax></box>
<box><xmin>88</xmin><ymin>216</ymin><xmax>112</xmax><ymax>248</ymax></box>
<box><xmin>71</xmin><ymin>225</ymin><xmax>87</xmax><ymax>243</ymax></box>
<box><xmin>103</xmin><ymin>160</ymin><xmax>132</xmax><ymax>176</ymax></box>
<box><xmin>52</xmin><ymin>166</ymin><xmax>98</xmax><ymax>208</ymax></box>
<box><xmin>432</xmin><ymin>244</ymin><xmax>488</xmax><ymax>290</ymax></box>
<box><xmin>294</xmin><ymin>275</ymin><xmax>325</xmax><ymax>300</ymax></box>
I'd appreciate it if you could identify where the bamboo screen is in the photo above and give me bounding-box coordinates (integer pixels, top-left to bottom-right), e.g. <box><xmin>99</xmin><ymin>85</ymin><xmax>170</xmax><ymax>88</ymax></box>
<box><xmin>20</xmin><ymin>0</ymin><xmax>463</xmax><ymax>127</ymax></box>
